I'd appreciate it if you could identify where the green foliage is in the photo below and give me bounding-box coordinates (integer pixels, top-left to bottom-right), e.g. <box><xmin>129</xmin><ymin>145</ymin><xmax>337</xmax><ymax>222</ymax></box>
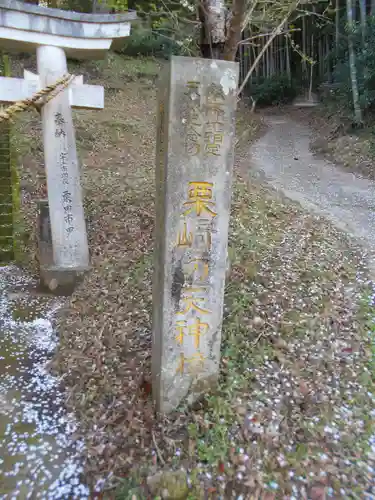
<box><xmin>57</xmin><ymin>0</ymin><xmax>197</xmax><ymax>57</ymax></box>
<box><xmin>55</xmin><ymin>0</ymin><xmax>127</xmax><ymax>12</ymax></box>
<box><xmin>115</xmin><ymin>476</ymin><xmax>145</xmax><ymax>500</ymax></box>
<box><xmin>121</xmin><ymin>0</ymin><xmax>197</xmax><ymax>59</ymax></box>
<box><xmin>55</xmin><ymin>0</ymin><xmax>193</xmax><ymax>16</ymax></box>
<box><xmin>249</xmin><ymin>74</ymin><xmax>297</xmax><ymax>106</ymax></box>
<box><xmin>106</xmin><ymin>0</ymin><xmax>128</xmax><ymax>11</ymax></box>
<box><xmin>117</xmin><ymin>23</ymin><xmax>194</xmax><ymax>59</ymax></box>
<box><xmin>57</xmin><ymin>0</ymin><xmax>93</xmax><ymax>12</ymax></box>
<box><xmin>329</xmin><ymin>16</ymin><xmax>375</xmax><ymax>114</ymax></box>
<box><xmin>0</xmin><ymin>52</ymin><xmax>9</xmax><ymax>77</ymax></box>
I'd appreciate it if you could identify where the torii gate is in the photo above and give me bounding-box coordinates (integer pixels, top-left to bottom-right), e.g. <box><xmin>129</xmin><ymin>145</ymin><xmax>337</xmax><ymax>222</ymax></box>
<box><xmin>0</xmin><ymin>0</ymin><xmax>136</xmax><ymax>273</ymax></box>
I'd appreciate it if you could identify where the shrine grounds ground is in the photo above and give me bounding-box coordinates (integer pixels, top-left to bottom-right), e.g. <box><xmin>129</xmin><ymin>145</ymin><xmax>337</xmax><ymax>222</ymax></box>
<box><xmin>12</xmin><ymin>54</ymin><xmax>374</xmax><ymax>498</ymax></box>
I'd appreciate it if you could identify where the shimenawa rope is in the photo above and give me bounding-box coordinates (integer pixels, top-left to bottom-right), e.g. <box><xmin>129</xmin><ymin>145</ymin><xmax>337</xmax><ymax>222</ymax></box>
<box><xmin>0</xmin><ymin>73</ymin><xmax>74</xmax><ymax>123</ymax></box>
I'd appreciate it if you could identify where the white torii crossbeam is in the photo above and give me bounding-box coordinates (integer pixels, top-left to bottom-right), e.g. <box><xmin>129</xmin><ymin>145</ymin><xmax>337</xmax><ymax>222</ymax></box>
<box><xmin>0</xmin><ymin>70</ymin><xmax>103</xmax><ymax>110</ymax></box>
<box><xmin>0</xmin><ymin>0</ymin><xmax>136</xmax><ymax>272</ymax></box>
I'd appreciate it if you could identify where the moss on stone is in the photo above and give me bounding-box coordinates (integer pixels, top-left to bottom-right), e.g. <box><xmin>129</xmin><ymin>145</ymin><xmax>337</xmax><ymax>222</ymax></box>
<box><xmin>11</xmin><ymin>132</ymin><xmax>23</xmax><ymax>263</ymax></box>
<box><xmin>0</xmin><ymin>53</ymin><xmax>23</xmax><ymax>265</ymax></box>
<box><xmin>0</xmin><ymin>120</ymin><xmax>13</xmax><ymax>263</ymax></box>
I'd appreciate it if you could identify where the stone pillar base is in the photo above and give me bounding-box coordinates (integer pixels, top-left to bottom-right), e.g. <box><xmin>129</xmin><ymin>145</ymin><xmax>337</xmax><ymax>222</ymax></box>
<box><xmin>37</xmin><ymin>199</ymin><xmax>89</xmax><ymax>296</ymax></box>
<box><xmin>39</xmin><ymin>266</ymin><xmax>87</xmax><ymax>296</ymax></box>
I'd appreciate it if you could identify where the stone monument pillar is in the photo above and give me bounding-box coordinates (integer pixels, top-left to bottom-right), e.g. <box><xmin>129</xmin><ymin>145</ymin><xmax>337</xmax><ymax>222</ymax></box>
<box><xmin>152</xmin><ymin>56</ymin><xmax>239</xmax><ymax>413</ymax></box>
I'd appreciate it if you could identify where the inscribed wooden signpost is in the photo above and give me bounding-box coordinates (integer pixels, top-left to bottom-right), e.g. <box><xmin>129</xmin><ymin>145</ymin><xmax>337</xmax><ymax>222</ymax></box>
<box><xmin>153</xmin><ymin>56</ymin><xmax>239</xmax><ymax>413</ymax></box>
<box><xmin>0</xmin><ymin>0</ymin><xmax>136</xmax><ymax>280</ymax></box>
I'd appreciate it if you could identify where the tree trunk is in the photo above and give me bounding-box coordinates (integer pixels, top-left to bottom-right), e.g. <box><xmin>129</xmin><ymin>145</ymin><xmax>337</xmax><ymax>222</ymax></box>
<box><xmin>223</xmin><ymin>0</ymin><xmax>247</xmax><ymax>61</ymax></box>
<box><xmin>346</xmin><ymin>0</ymin><xmax>363</xmax><ymax>124</ymax></box>
<box><xmin>199</xmin><ymin>0</ymin><xmax>226</xmax><ymax>59</ymax></box>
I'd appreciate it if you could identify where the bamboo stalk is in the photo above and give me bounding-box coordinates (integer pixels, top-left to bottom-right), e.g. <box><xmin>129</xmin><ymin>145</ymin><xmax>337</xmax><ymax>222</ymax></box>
<box><xmin>359</xmin><ymin>0</ymin><xmax>366</xmax><ymax>44</ymax></box>
<box><xmin>286</xmin><ymin>32</ymin><xmax>291</xmax><ymax>82</ymax></box>
<box><xmin>336</xmin><ymin>0</ymin><xmax>340</xmax><ymax>56</ymax></box>
<box><xmin>261</xmin><ymin>37</ymin><xmax>266</xmax><ymax>78</ymax></box>
<box><xmin>346</xmin><ymin>0</ymin><xmax>362</xmax><ymax>124</ymax></box>
<box><xmin>252</xmin><ymin>43</ymin><xmax>258</xmax><ymax>79</ymax></box>
<box><xmin>319</xmin><ymin>38</ymin><xmax>323</xmax><ymax>78</ymax></box>
<box><xmin>302</xmin><ymin>14</ymin><xmax>307</xmax><ymax>81</ymax></box>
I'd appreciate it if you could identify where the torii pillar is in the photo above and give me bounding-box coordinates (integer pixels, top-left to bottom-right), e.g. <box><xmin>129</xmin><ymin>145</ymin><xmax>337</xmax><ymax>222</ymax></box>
<box><xmin>0</xmin><ymin>0</ymin><xmax>136</xmax><ymax>291</ymax></box>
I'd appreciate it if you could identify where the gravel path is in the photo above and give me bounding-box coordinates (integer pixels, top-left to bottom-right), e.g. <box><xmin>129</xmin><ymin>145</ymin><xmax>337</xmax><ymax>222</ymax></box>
<box><xmin>249</xmin><ymin>115</ymin><xmax>375</xmax><ymax>266</ymax></box>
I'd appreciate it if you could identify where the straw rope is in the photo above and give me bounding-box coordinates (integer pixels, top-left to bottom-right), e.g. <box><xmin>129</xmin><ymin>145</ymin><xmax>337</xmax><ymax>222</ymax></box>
<box><xmin>0</xmin><ymin>73</ymin><xmax>74</xmax><ymax>123</ymax></box>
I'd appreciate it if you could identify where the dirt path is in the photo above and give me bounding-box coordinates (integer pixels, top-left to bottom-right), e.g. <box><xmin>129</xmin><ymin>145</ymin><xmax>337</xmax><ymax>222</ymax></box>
<box><xmin>249</xmin><ymin>115</ymin><xmax>375</xmax><ymax>263</ymax></box>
